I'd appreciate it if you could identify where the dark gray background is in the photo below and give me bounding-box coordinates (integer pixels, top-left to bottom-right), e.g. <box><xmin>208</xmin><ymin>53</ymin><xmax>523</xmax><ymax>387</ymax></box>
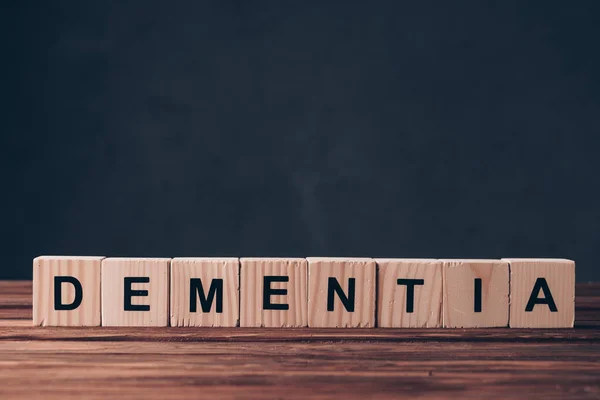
<box><xmin>3</xmin><ymin>2</ymin><xmax>599</xmax><ymax>281</ymax></box>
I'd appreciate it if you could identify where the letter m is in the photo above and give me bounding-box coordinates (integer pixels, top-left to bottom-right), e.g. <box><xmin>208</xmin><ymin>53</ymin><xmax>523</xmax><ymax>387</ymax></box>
<box><xmin>190</xmin><ymin>278</ymin><xmax>223</xmax><ymax>313</ymax></box>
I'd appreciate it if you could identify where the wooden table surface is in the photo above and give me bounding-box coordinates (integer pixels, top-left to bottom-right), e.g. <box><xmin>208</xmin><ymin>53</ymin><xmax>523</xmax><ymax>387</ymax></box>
<box><xmin>0</xmin><ymin>281</ymin><xmax>599</xmax><ymax>399</ymax></box>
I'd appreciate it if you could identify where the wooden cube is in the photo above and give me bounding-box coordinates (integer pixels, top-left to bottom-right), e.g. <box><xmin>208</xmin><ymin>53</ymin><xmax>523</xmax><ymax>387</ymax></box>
<box><xmin>33</xmin><ymin>256</ymin><xmax>103</xmax><ymax>326</ymax></box>
<box><xmin>441</xmin><ymin>259</ymin><xmax>509</xmax><ymax>328</ymax></box>
<box><xmin>376</xmin><ymin>259</ymin><xmax>442</xmax><ymax>328</ymax></box>
<box><xmin>102</xmin><ymin>258</ymin><xmax>170</xmax><ymax>327</ymax></box>
<box><xmin>170</xmin><ymin>258</ymin><xmax>239</xmax><ymax>327</ymax></box>
<box><xmin>307</xmin><ymin>257</ymin><xmax>375</xmax><ymax>328</ymax></box>
<box><xmin>505</xmin><ymin>258</ymin><xmax>575</xmax><ymax>328</ymax></box>
<box><xmin>240</xmin><ymin>258</ymin><xmax>307</xmax><ymax>327</ymax></box>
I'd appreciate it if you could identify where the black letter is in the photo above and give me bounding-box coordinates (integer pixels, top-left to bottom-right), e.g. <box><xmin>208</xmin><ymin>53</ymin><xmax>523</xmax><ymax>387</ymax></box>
<box><xmin>124</xmin><ymin>277</ymin><xmax>150</xmax><ymax>311</ymax></box>
<box><xmin>327</xmin><ymin>277</ymin><xmax>355</xmax><ymax>312</ymax></box>
<box><xmin>54</xmin><ymin>276</ymin><xmax>83</xmax><ymax>311</ymax></box>
<box><xmin>525</xmin><ymin>278</ymin><xmax>558</xmax><ymax>312</ymax></box>
<box><xmin>263</xmin><ymin>276</ymin><xmax>289</xmax><ymax>310</ymax></box>
<box><xmin>190</xmin><ymin>278</ymin><xmax>223</xmax><ymax>313</ymax></box>
<box><xmin>396</xmin><ymin>279</ymin><xmax>424</xmax><ymax>313</ymax></box>
<box><xmin>474</xmin><ymin>278</ymin><xmax>482</xmax><ymax>312</ymax></box>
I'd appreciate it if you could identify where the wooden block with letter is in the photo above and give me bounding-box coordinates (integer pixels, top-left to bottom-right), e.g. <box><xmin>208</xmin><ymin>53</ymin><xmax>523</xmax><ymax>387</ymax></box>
<box><xmin>240</xmin><ymin>258</ymin><xmax>307</xmax><ymax>327</ymax></box>
<box><xmin>33</xmin><ymin>256</ymin><xmax>103</xmax><ymax>326</ymax></box>
<box><xmin>307</xmin><ymin>257</ymin><xmax>376</xmax><ymax>328</ymax></box>
<box><xmin>102</xmin><ymin>258</ymin><xmax>170</xmax><ymax>327</ymax></box>
<box><xmin>170</xmin><ymin>258</ymin><xmax>239</xmax><ymax>327</ymax></box>
<box><xmin>376</xmin><ymin>259</ymin><xmax>442</xmax><ymax>328</ymax></box>
<box><xmin>504</xmin><ymin>258</ymin><xmax>575</xmax><ymax>328</ymax></box>
<box><xmin>442</xmin><ymin>259</ymin><xmax>509</xmax><ymax>328</ymax></box>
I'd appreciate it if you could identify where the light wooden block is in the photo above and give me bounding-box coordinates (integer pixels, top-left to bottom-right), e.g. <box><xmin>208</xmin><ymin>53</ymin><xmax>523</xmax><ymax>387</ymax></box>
<box><xmin>505</xmin><ymin>258</ymin><xmax>575</xmax><ymax>328</ymax></box>
<box><xmin>307</xmin><ymin>257</ymin><xmax>375</xmax><ymax>328</ymax></box>
<box><xmin>102</xmin><ymin>258</ymin><xmax>170</xmax><ymax>327</ymax></box>
<box><xmin>240</xmin><ymin>258</ymin><xmax>307</xmax><ymax>327</ymax></box>
<box><xmin>170</xmin><ymin>258</ymin><xmax>239</xmax><ymax>327</ymax></box>
<box><xmin>33</xmin><ymin>256</ymin><xmax>103</xmax><ymax>326</ymax></box>
<box><xmin>376</xmin><ymin>259</ymin><xmax>442</xmax><ymax>328</ymax></box>
<box><xmin>441</xmin><ymin>259</ymin><xmax>509</xmax><ymax>328</ymax></box>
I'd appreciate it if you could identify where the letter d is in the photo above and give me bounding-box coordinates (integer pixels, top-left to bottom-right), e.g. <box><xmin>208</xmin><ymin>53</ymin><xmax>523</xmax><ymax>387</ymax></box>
<box><xmin>54</xmin><ymin>276</ymin><xmax>83</xmax><ymax>311</ymax></box>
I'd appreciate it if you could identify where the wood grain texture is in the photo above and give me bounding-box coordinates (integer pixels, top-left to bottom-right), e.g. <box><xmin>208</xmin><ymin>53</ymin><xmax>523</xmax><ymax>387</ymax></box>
<box><xmin>0</xmin><ymin>281</ymin><xmax>599</xmax><ymax>399</ymax></box>
<box><xmin>505</xmin><ymin>258</ymin><xmax>575</xmax><ymax>328</ymax></box>
<box><xmin>376</xmin><ymin>259</ymin><xmax>442</xmax><ymax>328</ymax></box>
<box><xmin>240</xmin><ymin>258</ymin><xmax>307</xmax><ymax>327</ymax></box>
<box><xmin>102</xmin><ymin>258</ymin><xmax>170</xmax><ymax>327</ymax></box>
<box><xmin>0</xmin><ymin>281</ymin><xmax>31</xmax><ymax>320</ymax></box>
<box><xmin>33</xmin><ymin>256</ymin><xmax>103</xmax><ymax>326</ymax></box>
<box><xmin>170</xmin><ymin>258</ymin><xmax>239</xmax><ymax>327</ymax></box>
<box><xmin>308</xmin><ymin>257</ymin><xmax>376</xmax><ymax>328</ymax></box>
<box><xmin>442</xmin><ymin>259</ymin><xmax>509</xmax><ymax>328</ymax></box>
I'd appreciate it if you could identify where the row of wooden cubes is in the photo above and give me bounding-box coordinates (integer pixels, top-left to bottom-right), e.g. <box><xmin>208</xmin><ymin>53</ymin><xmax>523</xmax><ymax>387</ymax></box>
<box><xmin>33</xmin><ymin>257</ymin><xmax>575</xmax><ymax>328</ymax></box>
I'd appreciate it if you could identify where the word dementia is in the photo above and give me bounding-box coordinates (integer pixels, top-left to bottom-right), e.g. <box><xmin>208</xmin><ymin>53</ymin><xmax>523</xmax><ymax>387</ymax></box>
<box><xmin>33</xmin><ymin>257</ymin><xmax>575</xmax><ymax>328</ymax></box>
